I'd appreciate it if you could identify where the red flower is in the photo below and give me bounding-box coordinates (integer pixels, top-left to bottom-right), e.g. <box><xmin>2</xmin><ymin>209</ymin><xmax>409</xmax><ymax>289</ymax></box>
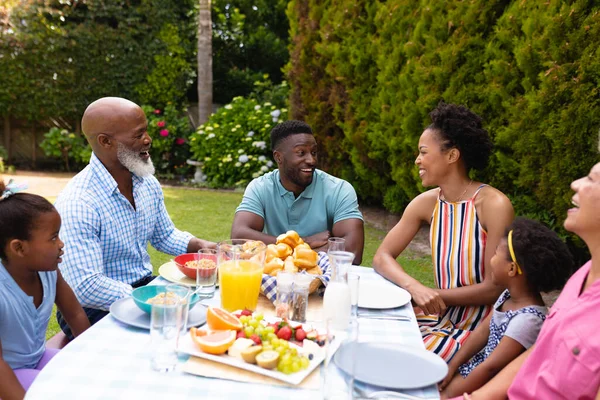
<box><xmin>159</xmin><ymin>129</ymin><xmax>169</xmax><ymax>137</ymax></box>
<box><xmin>154</xmin><ymin>109</ymin><xmax>161</xmax><ymax>114</ymax></box>
<box><xmin>175</xmin><ymin>138</ymin><xmax>185</xmax><ymax>145</ymax></box>
<box><xmin>157</xmin><ymin>121</ymin><xmax>166</xmax><ymax>128</ymax></box>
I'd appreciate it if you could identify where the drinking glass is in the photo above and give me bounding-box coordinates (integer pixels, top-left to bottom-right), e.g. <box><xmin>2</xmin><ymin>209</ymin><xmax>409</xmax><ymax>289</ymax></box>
<box><xmin>320</xmin><ymin>318</ymin><xmax>359</xmax><ymax>400</ymax></box>
<box><xmin>218</xmin><ymin>239</ymin><xmax>266</xmax><ymax>312</ymax></box>
<box><xmin>195</xmin><ymin>248</ymin><xmax>218</xmax><ymax>298</ymax></box>
<box><xmin>328</xmin><ymin>237</ymin><xmax>346</xmax><ymax>254</ymax></box>
<box><xmin>347</xmin><ymin>274</ymin><xmax>360</xmax><ymax>320</ymax></box>
<box><xmin>150</xmin><ymin>285</ymin><xmax>188</xmax><ymax>372</ymax></box>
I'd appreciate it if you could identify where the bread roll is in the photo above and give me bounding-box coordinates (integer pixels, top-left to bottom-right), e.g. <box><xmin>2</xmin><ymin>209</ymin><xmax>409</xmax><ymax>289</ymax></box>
<box><xmin>284</xmin><ymin>256</ymin><xmax>298</xmax><ymax>273</ymax></box>
<box><xmin>264</xmin><ymin>257</ymin><xmax>284</xmax><ymax>275</ymax></box>
<box><xmin>276</xmin><ymin>230</ymin><xmax>302</xmax><ymax>249</ymax></box>
<box><xmin>293</xmin><ymin>246</ymin><xmax>318</xmax><ymax>269</ymax></box>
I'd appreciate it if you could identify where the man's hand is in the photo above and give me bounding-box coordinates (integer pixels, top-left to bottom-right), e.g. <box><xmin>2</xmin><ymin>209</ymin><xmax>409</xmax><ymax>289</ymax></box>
<box><xmin>409</xmin><ymin>283</ymin><xmax>446</xmax><ymax>315</ymax></box>
<box><xmin>188</xmin><ymin>238</ymin><xmax>217</xmax><ymax>252</ymax></box>
<box><xmin>303</xmin><ymin>231</ymin><xmax>330</xmax><ymax>249</ymax></box>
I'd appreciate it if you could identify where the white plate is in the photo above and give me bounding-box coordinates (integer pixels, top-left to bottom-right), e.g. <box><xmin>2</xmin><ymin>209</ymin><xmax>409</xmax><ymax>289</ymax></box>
<box><xmin>109</xmin><ymin>297</ymin><xmax>207</xmax><ymax>330</ymax></box>
<box><xmin>159</xmin><ymin>261</ymin><xmax>211</xmax><ymax>288</ymax></box>
<box><xmin>178</xmin><ymin>333</ymin><xmax>335</xmax><ymax>386</ymax></box>
<box><xmin>334</xmin><ymin>342</ymin><xmax>447</xmax><ymax>389</ymax></box>
<box><xmin>358</xmin><ymin>280</ymin><xmax>411</xmax><ymax>309</ymax></box>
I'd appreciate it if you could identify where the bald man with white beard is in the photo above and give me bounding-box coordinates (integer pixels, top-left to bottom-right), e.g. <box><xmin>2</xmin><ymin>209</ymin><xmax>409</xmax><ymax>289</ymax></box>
<box><xmin>55</xmin><ymin>97</ymin><xmax>215</xmax><ymax>340</ymax></box>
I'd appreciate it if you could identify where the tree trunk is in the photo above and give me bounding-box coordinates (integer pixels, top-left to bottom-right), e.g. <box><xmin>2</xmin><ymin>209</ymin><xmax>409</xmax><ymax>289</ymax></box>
<box><xmin>197</xmin><ymin>0</ymin><xmax>213</xmax><ymax>126</ymax></box>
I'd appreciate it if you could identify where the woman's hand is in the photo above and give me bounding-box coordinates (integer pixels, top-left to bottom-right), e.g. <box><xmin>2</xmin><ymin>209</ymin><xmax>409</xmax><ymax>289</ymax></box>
<box><xmin>409</xmin><ymin>283</ymin><xmax>446</xmax><ymax>315</ymax></box>
<box><xmin>439</xmin><ymin>365</ymin><xmax>458</xmax><ymax>392</ymax></box>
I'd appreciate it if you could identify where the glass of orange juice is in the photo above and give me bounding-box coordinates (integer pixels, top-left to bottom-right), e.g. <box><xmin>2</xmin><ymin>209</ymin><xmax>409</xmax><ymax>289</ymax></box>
<box><xmin>217</xmin><ymin>239</ymin><xmax>266</xmax><ymax>312</ymax></box>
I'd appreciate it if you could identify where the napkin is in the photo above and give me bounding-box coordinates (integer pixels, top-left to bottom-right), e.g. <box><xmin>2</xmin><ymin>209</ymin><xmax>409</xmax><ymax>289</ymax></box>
<box><xmin>261</xmin><ymin>252</ymin><xmax>331</xmax><ymax>304</ymax></box>
<box><xmin>181</xmin><ymin>355</ymin><xmax>321</xmax><ymax>389</ymax></box>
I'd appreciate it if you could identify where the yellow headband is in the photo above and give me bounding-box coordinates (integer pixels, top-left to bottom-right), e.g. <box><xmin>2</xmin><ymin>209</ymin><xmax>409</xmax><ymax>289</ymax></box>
<box><xmin>508</xmin><ymin>230</ymin><xmax>523</xmax><ymax>275</ymax></box>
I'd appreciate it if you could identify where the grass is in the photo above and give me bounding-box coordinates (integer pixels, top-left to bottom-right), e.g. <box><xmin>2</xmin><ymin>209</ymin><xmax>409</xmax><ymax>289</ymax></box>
<box><xmin>46</xmin><ymin>186</ymin><xmax>433</xmax><ymax>339</ymax></box>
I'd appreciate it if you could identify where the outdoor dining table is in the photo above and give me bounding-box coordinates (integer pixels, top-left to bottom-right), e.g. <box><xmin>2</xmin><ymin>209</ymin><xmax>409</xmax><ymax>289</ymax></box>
<box><xmin>26</xmin><ymin>266</ymin><xmax>441</xmax><ymax>399</ymax></box>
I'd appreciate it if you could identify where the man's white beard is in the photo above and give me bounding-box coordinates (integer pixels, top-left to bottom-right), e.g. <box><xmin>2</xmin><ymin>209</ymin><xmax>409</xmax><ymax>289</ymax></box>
<box><xmin>116</xmin><ymin>142</ymin><xmax>155</xmax><ymax>177</ymax></box>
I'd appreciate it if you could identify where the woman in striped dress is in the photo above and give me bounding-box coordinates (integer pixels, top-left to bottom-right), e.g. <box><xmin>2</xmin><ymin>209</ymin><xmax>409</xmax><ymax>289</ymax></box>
<box><xmin>374</xmin><ymin>102</ymin><xmax>514</xmax><ymax>362</ymax></box>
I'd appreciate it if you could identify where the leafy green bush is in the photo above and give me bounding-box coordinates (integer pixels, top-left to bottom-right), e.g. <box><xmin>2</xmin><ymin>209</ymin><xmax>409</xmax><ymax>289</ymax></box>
<box><xmin>39</xmin><ymin>128</ymin><xmax>92</xmax><ymax>171</ymax></box>
<box><xmin>189</xmin><ymin>90</ymin><xmax>288</xmax><ymax>188</ymax></box>
<box><xmin>142</xmin><ymin>104</ymin><xmax>194</xmax><ymax>178</ymax></box>
<box><xmin>286</xmin><ymin>0</ymin><xmax>600</xmax><ymax>249</ymax></box>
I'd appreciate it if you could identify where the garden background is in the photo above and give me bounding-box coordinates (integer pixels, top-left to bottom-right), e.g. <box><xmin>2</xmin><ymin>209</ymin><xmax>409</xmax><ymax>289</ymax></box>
<box><xmin>1</xmin><ymin>0</ymin><xmax>600</xmax><ymax>263</ymax></box>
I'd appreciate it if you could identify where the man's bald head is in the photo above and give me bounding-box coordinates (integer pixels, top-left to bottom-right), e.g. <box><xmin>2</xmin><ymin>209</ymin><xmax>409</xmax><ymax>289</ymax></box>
<box><xmin>81</xmin><ymin>97</ymin><xmax>142</xmax><ymax>149</ymax></box>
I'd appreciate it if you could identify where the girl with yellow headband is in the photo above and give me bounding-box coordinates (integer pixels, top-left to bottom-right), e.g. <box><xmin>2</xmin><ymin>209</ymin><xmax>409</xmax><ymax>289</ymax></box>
<box><xmin>439</xmin><ymin>217</ymin><xmax>574</xmax><ymax>399</ymax></box>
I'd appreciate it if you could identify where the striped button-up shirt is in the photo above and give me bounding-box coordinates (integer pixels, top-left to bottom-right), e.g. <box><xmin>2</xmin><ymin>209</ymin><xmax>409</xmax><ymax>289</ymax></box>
<box><xmin>55</xmin><ymin>154</ymin><xmax>192</xmax><ymax>311</ymax></box>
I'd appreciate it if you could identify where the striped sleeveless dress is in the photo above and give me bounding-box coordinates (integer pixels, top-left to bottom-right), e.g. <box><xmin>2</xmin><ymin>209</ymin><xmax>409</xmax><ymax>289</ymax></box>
<box><xmin>416</xmin><ymin>184</ymin><xmax>492</xmax><ymax>362</ymax></box>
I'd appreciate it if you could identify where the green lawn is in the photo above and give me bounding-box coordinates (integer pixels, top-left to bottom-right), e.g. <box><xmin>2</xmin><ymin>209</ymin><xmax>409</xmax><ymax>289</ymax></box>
<box><xmin>46</xmin><ymin>187</ymin><xmax>433</xmax><ymax>339</ymax></box>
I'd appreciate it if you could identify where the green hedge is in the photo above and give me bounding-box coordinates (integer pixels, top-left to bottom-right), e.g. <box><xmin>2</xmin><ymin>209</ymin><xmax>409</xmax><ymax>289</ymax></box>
<box><xmin>286</xmin><ymin>0</ymin><xmax>600</xmax><ymax>250</ymax></box>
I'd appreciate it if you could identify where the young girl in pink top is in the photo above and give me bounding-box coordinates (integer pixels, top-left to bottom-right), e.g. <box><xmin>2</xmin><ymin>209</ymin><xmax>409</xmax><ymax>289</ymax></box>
<box><xmin>0</xmin><ymin>180</ymin><xmax>89</xmax><ymax>400</ymax></box>
<box><xmin>439</xmin><ymin>217</ymin><xmax>573</xmax><ymax>398</ymax></box>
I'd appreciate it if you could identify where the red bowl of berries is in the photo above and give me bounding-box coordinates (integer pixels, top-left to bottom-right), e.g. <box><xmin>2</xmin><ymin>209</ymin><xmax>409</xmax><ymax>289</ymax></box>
<box><xmin>174</xmin><ymin>252</ymin><xmax>217</xmax><ymax>280</ymax></box>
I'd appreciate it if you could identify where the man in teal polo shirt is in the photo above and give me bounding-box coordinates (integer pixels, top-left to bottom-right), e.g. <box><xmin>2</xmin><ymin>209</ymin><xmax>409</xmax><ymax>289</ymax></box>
<box><xmin>231</xmin><ymin>120</ymin><xmax>364</xmax><ymax>264</ymax></box>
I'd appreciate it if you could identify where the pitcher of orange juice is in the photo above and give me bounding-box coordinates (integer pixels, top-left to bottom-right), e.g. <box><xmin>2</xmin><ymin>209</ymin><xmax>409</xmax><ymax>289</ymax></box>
<box><xmin>217</xmin><ymin>239</ymin><xmax>266</xmax><ymax>312</ymax></box>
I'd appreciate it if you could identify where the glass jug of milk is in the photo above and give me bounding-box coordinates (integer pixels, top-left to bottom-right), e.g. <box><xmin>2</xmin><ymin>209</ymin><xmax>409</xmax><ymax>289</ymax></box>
<box><xmin>323</xmin><ymin>250</ymin><xmax>355</xmax><ymax>331</ymax></box>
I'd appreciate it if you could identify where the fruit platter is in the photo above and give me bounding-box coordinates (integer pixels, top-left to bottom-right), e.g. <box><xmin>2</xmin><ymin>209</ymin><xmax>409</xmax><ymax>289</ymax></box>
<box><xmin>178</xmin><ymin>306</ymin><xmax>335</xmax><ymax>385</ymax></box>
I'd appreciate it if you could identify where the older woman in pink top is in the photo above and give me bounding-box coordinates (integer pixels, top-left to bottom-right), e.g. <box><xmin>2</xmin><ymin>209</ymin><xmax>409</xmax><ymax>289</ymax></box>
<box><xmin>450</xmin><ymin>161</ymin><xmax>600</xmax><ymax>400</ymax></box>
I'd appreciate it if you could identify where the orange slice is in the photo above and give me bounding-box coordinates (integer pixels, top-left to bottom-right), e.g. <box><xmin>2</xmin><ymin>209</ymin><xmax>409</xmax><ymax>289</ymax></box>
<box><xmin>206</xmin><ymin>306</ymin><xmax>243</xmax><ymax>331</ymax></box>
<box><xmin>190</xmin><ymin>329</ymin><xmax>236</xmax><ymax>355</ymax></box>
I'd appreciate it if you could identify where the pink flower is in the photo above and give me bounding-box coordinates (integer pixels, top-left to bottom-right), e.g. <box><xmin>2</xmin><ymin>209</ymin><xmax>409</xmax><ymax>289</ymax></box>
<box><xmin>157</xmin><ymin>121</ymin><xmax>166</xmax><ymax>128</ymax></box>
<box><xmin>154</xmin><ymin>109</ymin><xmax>161</xmax><ymax>114</ymax></box>
<box><xmin>159</xmin><ymin>129</ymin><xmax>169</xmax><ymax>137</ymax></box>
<box><xmin>175</xmin><ymin>138</ymin><xmax>186</xmax><ymax>145</ymax></box>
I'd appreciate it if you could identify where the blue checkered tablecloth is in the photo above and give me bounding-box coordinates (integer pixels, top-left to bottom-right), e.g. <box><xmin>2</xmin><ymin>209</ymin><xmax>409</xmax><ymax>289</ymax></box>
<box><xmin>26</xmin><ymin>267</ymin><xmax>440</xmax><ymax>400</ymax></box>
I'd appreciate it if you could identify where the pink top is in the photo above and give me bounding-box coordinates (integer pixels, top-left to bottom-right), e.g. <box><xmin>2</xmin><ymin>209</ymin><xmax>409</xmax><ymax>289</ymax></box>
<box><xmin>508</xmin><ymin>260</ymin><xmax>600</xmax><ymax>399</ymax></box>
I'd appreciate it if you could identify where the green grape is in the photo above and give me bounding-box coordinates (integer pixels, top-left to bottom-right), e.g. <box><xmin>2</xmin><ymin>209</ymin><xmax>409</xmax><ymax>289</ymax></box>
<box><xmin>244</xmin><ymin>326</ymin><xmax>255</xmax><ymax>336</ymax></box>
<box><xmin>239</xmin><ymin>316</ymin><xmax>249</xmax><ymax>324</ymax></box>
<box><xmin>249</xmin><ymin>319</ymin><xmax>259</xmax><ymax>329</ymax></box>
<box><xmin>277</xmin><ymin>362</ymin><xmax>285</xmax><ymax>372</ymax></box>
<box><xmin>255</xmin><ymin>326</ymin><xmax>264</xmax><ymax>336</ymax></box>
<box><xmin>282</xmin><ymin>365</ymin><xmax>293</xmax><ymax>375</ymax></box>
<box><xmin>275</xmin><ymin>346</ymin><xmax>285</xmax><ymax>354</ymax></box>
<box><xmin>291</xmin><ymin>361</ymin><xmax>301</xmax><ymax>373</ymax></box>
<box><xmin>289</xmin><ymin>348</ymin><xmax>297</xmax><ymax>356</ymax></box>
<box><xmin>270</xmin><ymin>338</ymin><xmax>279</xmax><ymax>347</ymax></box>
<box><xmin>267</xmin><ymin>333</ymin><xmax>277</xmax><ymax>342</ymax></box>
<box><xmin>281</xmin><ymin>353</ymin><xmax>292</xmax><ymax>364</ymax></box>
<box><xmin>264</xmin><ymin>326</ymin><xmax>275</xmax><ymax>334</ymax></box>
<box><xmin>262</xmin><ymin>344</ymin><xmax>273</xmax><ymax>352</ymax></box>
<box><xmin>300</xmin><ymin>357</ymin><xmax>310</xmax><ymax>369</ymax></box>
<box><xmin>254</xmin><ymin>313</ymin><xmax>264</xmax><ymax>321</ymax></box>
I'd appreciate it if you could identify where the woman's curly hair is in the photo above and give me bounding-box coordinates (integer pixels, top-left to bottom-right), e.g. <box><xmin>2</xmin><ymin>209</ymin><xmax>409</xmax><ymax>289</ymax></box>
<box><xmin>507</xmin><ymin>217</ymin><xmax>575</xmax><ymax>293</ymax></box>
<box><xmin>428</xmin><ymin>102</ymin><xmax>493</xmax><ymax>171</ymax></box>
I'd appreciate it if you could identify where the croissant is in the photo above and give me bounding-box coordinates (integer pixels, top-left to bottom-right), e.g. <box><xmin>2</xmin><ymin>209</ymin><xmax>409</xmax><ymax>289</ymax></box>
<box><xmin>305</xmin><ymin>264</ymin><xmax>323</xmax><ymax>276</ymax></box>
<box><xmin>276</xmin><ymin>230</ymin><xmax>302</xmax><ymax>249</ymax></box>
<box><xmin>284</xmin><ymin>256</ymin><xmax>298</xmax><ymax>273</ymax></box>
<box><xmin>266</xmin><ymin>243</ymin><xmax>293</xmax><ymax>263</ymax></box>
<box><xmin>264</xmin><ymin>257</ymin><xmax>285</xmax><ymax>275</ymax></box>
<box><xmin>293</xmin><ymin>245</ymin><xmax>318</xmax><ymax>269</ymax></box>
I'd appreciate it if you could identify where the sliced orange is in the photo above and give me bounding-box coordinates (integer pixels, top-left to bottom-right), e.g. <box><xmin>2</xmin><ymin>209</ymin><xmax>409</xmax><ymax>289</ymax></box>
<box><xmin>190</xmin><ymin>329</ymin><xmax>236</xmax><ymax>355</ymax></box>
<box><xmin>206</xmin><ymin>306</ymin><xmax>243</xmax><ymax>331</ymax></box>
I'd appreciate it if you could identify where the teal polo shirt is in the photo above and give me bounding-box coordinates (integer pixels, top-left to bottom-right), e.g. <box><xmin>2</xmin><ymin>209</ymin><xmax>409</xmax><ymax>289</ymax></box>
<box><xmin>236</xmin><ymin>169</ymin><xmax>363</xmax><ymax>237</ymax></box>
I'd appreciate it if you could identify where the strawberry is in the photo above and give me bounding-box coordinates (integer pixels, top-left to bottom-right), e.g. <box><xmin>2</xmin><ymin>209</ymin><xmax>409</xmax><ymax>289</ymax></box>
<box><xmin>277</xmin><ymin>325</ymin><xmax>292</xmax><ymax>341</ymax></box>
<box><xmin>250</xmin><ymin>334</ymin><xmax>262</xmax><ymax>345</ymax></box>
<box><xmin>236</xmin><ymin>330</ymin><xmax>246</xmax><ymax>339</ymax></box>
<box><xmin>295</xmin><ymin>327</ymin><xmax>307</xmax><ymax>342</ymax></box>
<box><xmin>241</xmin><ymin>309</ymin><xmax>252</xmax><ymax>316</ymax></box>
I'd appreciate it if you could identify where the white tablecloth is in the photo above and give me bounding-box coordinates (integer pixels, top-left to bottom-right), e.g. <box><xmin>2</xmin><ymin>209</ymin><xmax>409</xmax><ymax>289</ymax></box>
<box><xmin>26</xmin><ymin>267</ymin><xmax>440</xmax><ymax>399</ymax></box>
